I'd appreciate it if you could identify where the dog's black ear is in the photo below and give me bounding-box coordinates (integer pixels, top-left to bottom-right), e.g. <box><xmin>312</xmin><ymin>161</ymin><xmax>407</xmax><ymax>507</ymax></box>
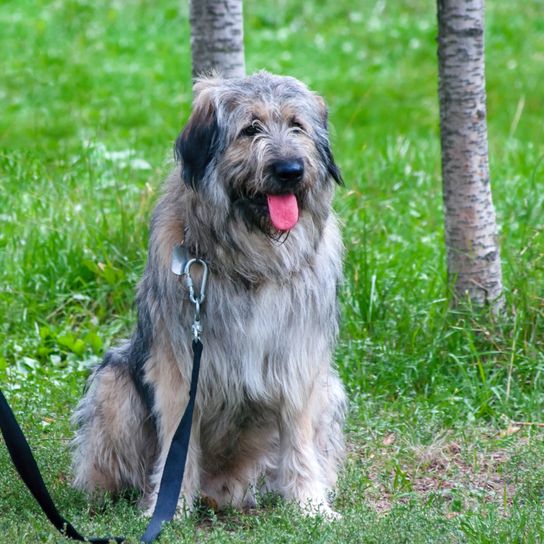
<box><xmin>315</xmin><ymin>95</ymin><xmax>343</xmax><ymax>186</ymax></box>
<box><xmin>322</xmin><ymin>142</ymin><xmax>344</xmax><ymax>186</ymax></box>
<box><xmin>174</xmin><ymin>99</ymin><xmax>219</xmax><ymax>189</ymax></box>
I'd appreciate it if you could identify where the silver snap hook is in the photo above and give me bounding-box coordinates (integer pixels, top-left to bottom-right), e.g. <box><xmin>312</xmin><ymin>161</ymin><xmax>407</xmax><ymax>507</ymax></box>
<box><xmin>183</xmin><ymin>258</ymin><xmax>208</xmax><ymax>341</ymax></box>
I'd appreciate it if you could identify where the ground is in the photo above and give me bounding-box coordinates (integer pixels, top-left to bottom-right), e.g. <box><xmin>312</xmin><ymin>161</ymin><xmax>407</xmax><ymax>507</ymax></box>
<box><xmin>1</xmin><ymin>0</ymin><xmax>543</xmax><ymax>542</ymax></box>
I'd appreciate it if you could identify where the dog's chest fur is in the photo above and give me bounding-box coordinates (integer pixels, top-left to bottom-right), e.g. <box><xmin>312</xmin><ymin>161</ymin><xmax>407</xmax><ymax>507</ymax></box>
<box><xmin>194</xmin><ymin>219</ymin><xmax>341</xmax><ymax>414</ymax></box>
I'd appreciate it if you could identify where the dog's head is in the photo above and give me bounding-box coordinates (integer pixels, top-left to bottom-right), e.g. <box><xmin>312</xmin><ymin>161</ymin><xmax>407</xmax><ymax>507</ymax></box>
<box><xmin>174</xmin><ymin>71</ymin><xmax>342</xmax><ymax>237</ymax></box>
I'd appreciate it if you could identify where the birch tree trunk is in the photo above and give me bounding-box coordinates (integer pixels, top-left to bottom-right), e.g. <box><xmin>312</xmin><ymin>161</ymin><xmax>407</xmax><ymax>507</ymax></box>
<box><xmin>189</xmin><ymin>0</ymin><xmax>245</xmax><ymax>79</ymax></box>
<box><xmin>437</xmin><ymin>0</ymin><xmax>503</xmax><ymax>309</ymax></box>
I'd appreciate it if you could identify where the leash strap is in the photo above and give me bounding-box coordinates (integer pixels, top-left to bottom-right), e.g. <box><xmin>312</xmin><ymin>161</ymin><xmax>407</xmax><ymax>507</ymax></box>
<box><xmin>0</xmin><ymin>389</ymin><xmax>117</xmax><ymax>543</ymax></box>
<box><xmin>0</xmin><ymin>338</ymin><xmax>203</xmax><ymax>543</ymax></box>
<box><xmin>141</xmin><ymin>338</ymin><xmax>202</xmax><ymax>543</ymax></box>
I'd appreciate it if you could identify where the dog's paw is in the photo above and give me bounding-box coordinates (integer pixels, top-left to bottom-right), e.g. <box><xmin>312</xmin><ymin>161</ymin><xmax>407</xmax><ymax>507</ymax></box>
<box><xmin>242</xmin><ymin>491</ymin><xmax>257</xmax><ymax>511</ymax></box>
<box><xmin>173</xmin><ymin>498</ymin><xmax>194</xmax><ymax>520</ymax></box>
<box><xmin>319</xmin><ymin>507</ymin><xmax>342</xmax><ymax>521</ymax></box>
<box><xmin>141</xmin><ymin>493</ymin><xmax>193</xmax><ymax>519</ymax></box>
<box><xmin>199</xmin><ymin>494</ymin><xmax>220</xmax><ymax>511</ymax></box>
<box><xmin>298</xmin><ymin>499</ymin><xmax>342</xmax><ymax>521</ymax></box>
<box><xmin>140</xmin><ymin>493</ymin><xmax>156</xmax><ymax>518</ymax></box>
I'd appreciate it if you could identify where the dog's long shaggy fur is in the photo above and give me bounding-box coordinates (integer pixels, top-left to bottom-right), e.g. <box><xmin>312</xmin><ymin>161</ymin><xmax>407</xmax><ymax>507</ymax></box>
<box><xmin>72</xmin><ymin>71</ymin><xmax>347</xmax><ymax>517</ymax></box>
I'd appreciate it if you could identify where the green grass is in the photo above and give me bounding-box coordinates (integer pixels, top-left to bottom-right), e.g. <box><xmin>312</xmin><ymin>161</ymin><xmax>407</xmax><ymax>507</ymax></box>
<box><xmin>1</xmin><ymin>0</ymin><xmax>544</xmax><ymax>542</ymax></box>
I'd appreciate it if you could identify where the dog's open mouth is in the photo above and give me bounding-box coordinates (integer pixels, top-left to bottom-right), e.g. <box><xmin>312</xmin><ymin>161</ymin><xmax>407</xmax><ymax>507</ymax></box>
<box><xmin>266</xmin><ymin>194</ymin><xmax>299</xmax><ymax>231</ymax></box>
<box><xmin>236</xmin><ymin>191</ymin><xmax>300</xmax><ymax>233</ymax></box>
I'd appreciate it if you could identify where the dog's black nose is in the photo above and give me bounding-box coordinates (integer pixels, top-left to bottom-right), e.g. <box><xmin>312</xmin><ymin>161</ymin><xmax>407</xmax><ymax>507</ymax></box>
<box><xmin>272</xmin><ymin>159</ymin><xmax>304</xmax><ymax>185</ymax></box>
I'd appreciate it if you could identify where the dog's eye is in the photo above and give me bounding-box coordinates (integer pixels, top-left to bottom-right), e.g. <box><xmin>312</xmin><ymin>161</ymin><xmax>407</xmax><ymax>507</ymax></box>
<box><xmin>290</xmin><ymin>119</ymin><xmax>305</xmax><ymax>133</ymax></box>
<box><xmin>241</xmin><ymin>123</ymin><xmax>262</xmax><ymax>137</ymax></box>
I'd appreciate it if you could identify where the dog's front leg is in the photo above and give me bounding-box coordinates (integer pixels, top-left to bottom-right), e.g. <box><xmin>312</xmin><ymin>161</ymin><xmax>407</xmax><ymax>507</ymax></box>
<box><xmin>141</xmin><ymin>354</ymin><xmax>201</xmax><ymax>517</ymax></box>
<box><xmin>142</xmin><ymin>409</ymin><xmax>201</xmax><ymax>517</ymax></box>
<box><xmin>277</xmin><ymin>405</ymin><xmax>339</xmax><ymax>519</ymax></box>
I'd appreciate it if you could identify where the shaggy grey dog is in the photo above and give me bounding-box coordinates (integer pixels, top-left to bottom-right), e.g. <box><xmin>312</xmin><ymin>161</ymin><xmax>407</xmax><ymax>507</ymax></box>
<box><xmin>72</xmin><ymin>71</ymin><xmax>346</xmax><ymax>518</ymax></box>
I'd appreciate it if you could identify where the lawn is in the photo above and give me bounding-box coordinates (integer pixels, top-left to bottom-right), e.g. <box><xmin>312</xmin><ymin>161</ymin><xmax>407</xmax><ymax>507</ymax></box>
<box><xmin>1</xmin><ymin>0</ymin><xmax>544</xmax><ymax>542</ymax></box>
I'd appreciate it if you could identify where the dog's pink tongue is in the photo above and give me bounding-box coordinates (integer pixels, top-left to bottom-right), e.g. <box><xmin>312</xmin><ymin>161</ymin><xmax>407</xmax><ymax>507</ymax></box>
<box><xmin>267</xmin><ymin>194</ymin><xmax>299</xmax><ymax>231</ymax></box>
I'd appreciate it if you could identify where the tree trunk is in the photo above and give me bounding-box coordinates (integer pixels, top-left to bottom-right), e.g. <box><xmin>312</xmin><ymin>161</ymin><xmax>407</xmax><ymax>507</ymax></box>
<box><xmin>437</xmin><ymin>0</ymin><xmax>503</xmax><ymax>309</ymax></box>
<box><xmin>189</xmin><ymin>0</ymin><xmax>245</xmax><ymax>79</ymax></box>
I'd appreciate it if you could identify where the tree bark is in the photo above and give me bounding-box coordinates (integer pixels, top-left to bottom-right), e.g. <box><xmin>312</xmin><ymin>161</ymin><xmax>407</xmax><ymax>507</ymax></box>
<box><xmin>437</xmin><ymin>0</ymin><xmax>503</xmax><ymax>308</ymax></box>
<box><xmin>189</xmin><ymin>0</ymin><xmax>245</xmax><ymax>79</ymax></box>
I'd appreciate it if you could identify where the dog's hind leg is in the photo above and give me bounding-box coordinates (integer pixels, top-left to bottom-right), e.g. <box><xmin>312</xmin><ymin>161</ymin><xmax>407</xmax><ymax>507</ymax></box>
<box><xmin>200</xmin><ymin>438</ymin><xmax>266</xmax><ymax>511</ymax></box>
<box><xmin>72</xmin><ymin>345</ymin><xmax>156</xmax><ymax>496</ymax></box>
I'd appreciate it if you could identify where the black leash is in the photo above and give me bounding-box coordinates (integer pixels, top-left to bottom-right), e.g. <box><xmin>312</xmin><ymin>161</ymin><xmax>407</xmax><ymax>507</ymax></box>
<box><xmin>0</xmin><ymin>388</ymin><xmax>120</xmax><ymax>543</ymax></box>
<box><xmin>0</xmin><ymin>254</ymin><xmax>208</xmax><ymax>543</ymax></box>
<box><xmin>0</xmin><ymin>338</ymin><xmax>202</xmax><ymax>543</ymax></box>
<box><xmin>141</xmin><ymin>338</ymin><xmax>202</xmax><ymax>543</ymax></box>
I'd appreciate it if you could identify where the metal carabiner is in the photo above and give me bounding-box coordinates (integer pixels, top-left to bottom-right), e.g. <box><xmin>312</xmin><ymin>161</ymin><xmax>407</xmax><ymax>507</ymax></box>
<box><xmin>184</xmin><ymin>258</ymin><xmax>208</xmax><ymax>304</ymax></box>
<box><xmin>183</xmin><ymin>258</ymin><xmax>209</xmax><ymax>341</ymax></box>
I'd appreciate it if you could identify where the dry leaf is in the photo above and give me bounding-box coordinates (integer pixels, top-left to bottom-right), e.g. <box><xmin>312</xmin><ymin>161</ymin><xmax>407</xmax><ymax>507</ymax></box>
<box><xmin>382</xmin><ymin>433</ymin><xmax>396</xmax><ymax>446</ymax></box>
<box><xmin>499</xmin><ymin>424</ymin><xmax>521</xmax><ymax>438</ymax></box>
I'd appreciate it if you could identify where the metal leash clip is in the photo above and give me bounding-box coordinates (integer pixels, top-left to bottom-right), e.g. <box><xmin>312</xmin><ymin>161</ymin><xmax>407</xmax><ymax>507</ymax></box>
<box><xmin>183</xmin><ymin>258</ymin><xmax>209</xmax><ymax>341</ymax></box>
